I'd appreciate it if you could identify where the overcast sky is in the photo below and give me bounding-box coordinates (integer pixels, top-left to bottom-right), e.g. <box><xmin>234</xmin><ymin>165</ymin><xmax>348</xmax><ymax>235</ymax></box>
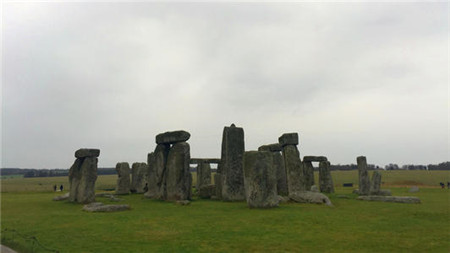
<box><xmin>2</xmin><ymin>1</ymin><xmax>448</xmax><ymax>169</ymax></box>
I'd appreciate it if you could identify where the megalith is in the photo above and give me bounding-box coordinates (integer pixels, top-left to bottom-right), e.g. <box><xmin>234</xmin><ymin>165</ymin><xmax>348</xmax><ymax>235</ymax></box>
<box><xmin>258</xmin><ymin>143</ymin><xmax>288</xmax><ymax>196</ymax></box>
<box><xmin>370</xmin><ymin>170</ymin><xmax>382</xmax><ymax>195</ymax></box>
<box><xmin>318</xmin><ymin>161</ymin><xmax>334</xmax><ymax>193</ymax></box>
<box><xmin>243</xmin><ymin>151</ymin><xmax>278</xmax><ymax>208</ymax></box>
<box><xmin>357</xmin><ymin>156</ymin><xmax>370</xmax><ymax>195</ymax></box>
<box><xmin>196</xmin><ymin>162</ymin><xmax>212</xmax><ymax>190</ymax></box>
<box><xmin>115</xmin><ymin>162</ymin><xmax>131</xmax><ymax>195</ymax></box>
<box><xmin>166</xmin><ymin>142</ymin><xmax>192</xmax><ymax>201</ymax></box>
<box><xmin>279</xmin><ymin>133</ymin><xmax>306</xmax><ymax>195</ymax></box>
<box><xmin>154</xmin><ymin>144</ymin><xmax>170</xmax><ymax>199</ymax></box>
<box><xmin>302</xmin><ymin>161</ymin><xmax>315</xmax><ymax>191</ymax></box>
<box><xmin>131</xmin><ymin>162</ymin><xmax>148</xmax><ymax>193</ymax></box>
<box><xmin>145</xmin><ymin>152</ymin><xmax>158</xmax><ymax>198</ymax></box>
<box><xmin>69</xmin><ymin>148</ymin><xmax>99</xmax><ymax>204</ymax></box>
<box><xmin>220</xmin><ymin>124</ymin><xmax>245</xmax><ymax>201</ymax></box>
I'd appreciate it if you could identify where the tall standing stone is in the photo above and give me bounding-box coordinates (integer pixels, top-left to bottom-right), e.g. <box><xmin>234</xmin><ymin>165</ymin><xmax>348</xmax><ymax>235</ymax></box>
<box><xmin>279</xmin><ymin>133</ymin><xmax>306</xmax><ymax>195</ymax></box>
<box><xmin>214</xmin><ymin>173</ymin><xmax>222</xmax><ymax>199</ymax></box>
<box><xmin>357</xmin><ymin>156</ymin><xmax>370</xmax><ymax>195</ymax></box>
<box><xmin>115</xmin><ymin>162</ymin><xmax>131</xmax><ymax>195</ymax></box>
<box><xmin>221</xmin><ymin>124</ymin><xmax>245</xmax><ymax>201</ymax></box>
<box><xmin>303</xmin><ymin>161</ymin><xmax>315</xmax><ymax>191</ymax></box>
<box><xmin>154</xmin><ymin>144</ymin><xmax>170</xmax><ymax>199</ymax></box>
<box><xmin>370</xmin><ymin>171</ymin><xmax>382</xmax><ymax>195</ymax></box>
<box><xmin>165</xmin><ymin>142</ymin><xmax>192</xmax><ymax>201</ymax></box>
<box><xmin>69</xmin><ymin>148</ymin><xmax>99</xmax><ymax>204</ymax></box>
<box><xmin>196</xmin><ymin>162</ymin><xmax>212</xmax><ymax>190</ymax></box>
<box><xmin>319</xmin><ymin>161</ymin><xmax>334</xmax><ymax>193</ymax></box>
<box><xmin>145</xmin><ymin>152</ymin><xmax>158</xmax><ymax>198</ymax></box>
<box><xmin>131</xmin><ymin>162</ymin><xmax>148</xmax><ymax>193</ymax></box>
<box><xmin>243</xmin><ymin>151</ymin><xmax>278</xmax><ymax>208</ymax></box>
<box><xmin>258</xmin><ymin>144</ymin><xmax>288</xmax><ymax>196</ymax></box>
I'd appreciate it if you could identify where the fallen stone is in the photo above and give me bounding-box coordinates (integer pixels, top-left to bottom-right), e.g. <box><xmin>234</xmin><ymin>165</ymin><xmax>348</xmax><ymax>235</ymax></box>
<box><xmin>175</xmin><ymin>200</ymin><xmax>191</xmax><ymax>206</ymax></box>
<box><xmin>354</xmin><ymin>189</ymin><xmax>391</xmax><ymax>196</ymax></box>
<box><xmin>258</xmin><ymin>143</ymin><xmax>282</xmax><ymax>152</ymax></box>
<box><xmin>303</xmin><ymin>156</ymin><xmax>327</xmax><ymax>162</ymax></box>
<box><xmin>357</xmin><ymin>196</ymin><xmax>421</xmax><ymax>204</ymax></box>
<box><xmin>310</xmin><ymin>185</ymin><xmax>319</xmax><ymax>193</ymax></box>
<box><xmin>277</xmin><ymin>195</ymin><xmax>290</xmax><ymax>204</ymax></box>
<box><xmin>75</xmin><ymin>148</ymin><xmax>100</xmax><ymax>158</ymax></box>
<box><xmin>83</xmin><ymin>202</ymin><xmax>131</xmax><ymax>212</ymax></box>
<box><xmin>289</xmin><ymin>191</ymin><xmax>333</xmax><ymax>206</ymax></box>
<box><xmin>198</xmin><ymin>184</ymin><xmax>215</xmax><ymax>199</ymax></box>
<box><xmin>115</xmin><ymin>162</ymin><xmax>131</xmax><ymax>195</ymax></box>
<box><xmin>409</xmin><ymin>186</ymin><xmax>419</xmax><ymax>193</ymax></box>
<box><xmin>278</xmin><ymin>133</ymin><xmax>299</xmax><ymax>147</ymax></box>
<box><xmin>243</xmin><ymin>151</ymin><xmax>278</xmax><ymax>208</ymax></box>
<box><xmin>156</xmin><ymin>130</ymin><xmax>190</xmax><ymax>144</ymax></box>
<box><xmin>53</xmin><ymin>192</ymin><xmax>70</xmax><ymax>201</ymax></box>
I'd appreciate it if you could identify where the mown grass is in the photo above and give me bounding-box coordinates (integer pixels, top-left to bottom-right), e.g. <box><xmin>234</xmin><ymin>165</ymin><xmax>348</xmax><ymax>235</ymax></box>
<box><xmin>1</xmin><ymin>171</ymin><xmax>449</xmax><ymax>252</ymax></box>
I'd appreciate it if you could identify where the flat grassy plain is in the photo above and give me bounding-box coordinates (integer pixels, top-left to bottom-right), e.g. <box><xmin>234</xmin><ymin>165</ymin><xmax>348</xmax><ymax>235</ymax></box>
<box><xmin>1</xmin><ymin>170</ymin><xmax>449</xmax><ymax>252</ymax></box>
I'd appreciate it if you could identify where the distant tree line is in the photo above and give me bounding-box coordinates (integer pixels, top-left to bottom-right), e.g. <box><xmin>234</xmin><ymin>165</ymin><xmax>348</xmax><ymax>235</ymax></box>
<box><xmin>0</xmin><ymin>168</ymin><xmax>116</xmax><ymax>178</ymax></box>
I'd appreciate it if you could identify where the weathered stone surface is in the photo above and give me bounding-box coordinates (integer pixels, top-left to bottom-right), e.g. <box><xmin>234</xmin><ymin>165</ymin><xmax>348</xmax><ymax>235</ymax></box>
<box><xmin>357</xmin><ymin>156</ymin><xmax>370</xmax><ymax>195</ymax></box>
<box><xmin>131</xmin><ymin>162</ymin><xmax>148</xmax><ymax>193</ymax></box>
<box><xmin>409</xmin><ymin>186</ymin><xmax>419</xmax><ymax>193</ymax></box>
<box><xmin>190</xmin><ymin>158</ymin><xmax>221</xmax><ymax>164</ymax></box>
<box><xmin>278</xmin><ymin>133</ymin><xmax>299</xmax><ymax>147</ymax></box>
<box><xmin>378</xmin><ymin>189</ymin><xmax>392</xmax><ymax>196</ymax></box>
<box><xmin>303</xmin><ymin>156</ymin><xmax>327</xmax><ymax>162</ymax></box>
<box><xmin>214</xmin><ymin>173</ymin><xmax>222</xmax><ymax>199</ymax></box>
<box><xmin>83</xmin><ymin>202</ymin><xmax>130</xmax><ymax>212</ymax></box>
<box><xmin>145</xmin><ymin>152</ymin><xmax>158</xmax><ymax>198</ymax></box>
<box><xmin>369</xmin><ymin>171</ymin><xmax>382</xmax><ymax>195</ymax></box>
<box><xmin>154</xmin><ymin>144</ymin><xmax>170</xmax><ymax>199</ymax></box>
<box><xmin>53</xmin><ymin>192</ymin><xmax>70</xmax><ymax>201</ymax></box>
<box><xmin>282</xmin><ymin>145</ymin><xmax>307</xmax><ymax>194</ymax></box>
<box><xmin>220</xmin><ymin>124</ymin><xmax>246</xmax><ymax>201</ymax></box>
<box><xmin>196</xmin><ymin>162</ymin><xmax>211</xmax><ymax>190</ymax></box>
<box><xmin>75</xmin><ymin>148</ymin><xmax>100</xmax><ymax>158</ymax></box>
<box><xmin>303</xmin><ymin>161</ymin><xmax>315</xmax><ymax>190</ymax></box>
<box><xmin>258</xmin><ymin>143</ymin><xmax>282</xmax><ymax>152</ymax></box>
<box><xmin>243</xmin><ymin>151</ymin><xmax>278</xmax><ymax>208</ymax></box>
<box><xmin>156</xmin><ymin>130</ymin><xmax>190</xmax><ymax>144</ymax></box>
<box><xmin>175</xmin><ymin>200</ymin><xmax>191</xmax><ymax>206</ymax></box>
<box><xmin>273</xmin><ymin>152</ymin><xmax>288</xmax><ymax>196</ymax></box>
<box><xmin>319</xmin><ymin>161</ymin><xmax>334</xmax><ymax>193</ymax></box>
<box><xmin>115</xmin><ymin>162</ymin><xmax>130</xmax><ymax>195</ymax></box>
<box><xmin>310</xmin><ymin>185</ymin><xmax>319</xmax><ymax>192</ymax></box>
<box><xmin>277</xmin><ymin>195</ymin><xmax>290</xmax><ymax>204</ymax></box>
<box><xmin>166</xmin><ymin>142</ymin><xmax>192</xmax><ymax>201</ymax></box>
<box><xmin>357</xmin><ymin>196</ymin><xmax>421</xmax><ymax>204</ymax></box>
<box><xmin>69</xmin><ymin>156</ymin><xmax>98</xmax><ymax>204</ymax></box>
<box><xmin>198</xmin><ymin>184</ymin><xmax>216</xmax><ymax>199</ymax></box>
<box><xmin>290</xmin><ymin>191</ymin><xmax>333</xmax><ymax>206</ymax></box>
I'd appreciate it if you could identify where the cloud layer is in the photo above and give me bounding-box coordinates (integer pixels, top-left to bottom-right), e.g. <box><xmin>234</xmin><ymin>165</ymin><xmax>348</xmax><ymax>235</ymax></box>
<box><xmin>2</xmin><ymin>2</ymin><xmax>448</xmax><ymax>168</ymax></box>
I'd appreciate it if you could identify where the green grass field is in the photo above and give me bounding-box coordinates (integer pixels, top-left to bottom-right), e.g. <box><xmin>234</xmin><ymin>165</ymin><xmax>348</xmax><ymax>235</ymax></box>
<box><xmin>1</xmin><ymin>170</ymin><xmax>449</xmax><ymax>252</ymax></box>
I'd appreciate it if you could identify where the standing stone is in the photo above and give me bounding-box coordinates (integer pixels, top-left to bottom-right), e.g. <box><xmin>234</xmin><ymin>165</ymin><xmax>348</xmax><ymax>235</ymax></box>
<box><xmin>214</xmin><ymin>173</ymin><xmax>222</xmax><ymax>199</ymax></box>
<box><xmin>357</xmin><ymin>156</ymin><xmax>370</xmax><ymax>195</ymax></box>
<box><xmin>115</xmin><ymin>162</ymin><xmax>131</xmax><ymax>195</ymax></box>
<box><xmin>165</xmin><ymin>142</ymin><xmax>192</xmax><ymax>201</ymax></box>
<box><xmin>281</xmin><ymin>145</ymin><xmax>306</xmax><ymax>195</ymax></box>
<box><xmin>273</xmin><ymin>152</ymin><xmax>288</xmax><ymax>196</ymax></box>
<box><xmin>303</xmin><ymin>161</ymin><xmax>315</xmax><ymax>191</ymax></box>
<box><xmin>221</xmin><ymin>124</ymin><xmax>246</xmax><ymax>201</ymax></box>
<box><xmin>319</xmin><ymin>161</ymin><xmax>334</xmax><ymax>193</ymax></box>
<box><xmin>145</xmin><ymin>152</ymin><xmax>158</xmax><ymax>198</ymax></box>
<box><xmin>243</xmin><ymin>151</ymin><xmax>278</xmax><ymax>208</ymax></box>
<box><xmin>69</xmin><ymin>148</ymin><xmax>99</xmax><ymax>204</ymax></box>
<box><xmin>154</xmin><ymin>144</ymin><xmax>170</xmax><ymax>200</ymax></box>
<box><xmin>370</xmin><ymin>171</ymin><xmax>382</xmax><ymax>195</ymax></box>
<box><xmin>131</xmin><ymin>162</ymin><xmax>148</xmax><ymax>193</ymax></box>
<box><xmin>196</xmin><ymin>162</ymin><xmax>211</xmax><ymax>190</ymax></box>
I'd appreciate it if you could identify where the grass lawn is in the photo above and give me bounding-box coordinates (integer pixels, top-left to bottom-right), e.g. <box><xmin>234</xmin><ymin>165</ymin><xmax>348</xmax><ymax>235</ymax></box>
<box><xmin>1</xmin><ymin>171</ymin><xmax>449</xmax><ymax>252</ymax></box>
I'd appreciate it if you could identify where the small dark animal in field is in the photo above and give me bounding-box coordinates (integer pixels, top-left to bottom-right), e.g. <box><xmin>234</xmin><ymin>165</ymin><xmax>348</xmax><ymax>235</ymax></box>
<box><xmin>343</xmin><ymin>183</ymin><xmax>353</xmax><ymax>187</ymax></box>
<box><xmin>439</xmin><ymin>182</ymin><xmax>445</xmax><ymax>188</ymax></box>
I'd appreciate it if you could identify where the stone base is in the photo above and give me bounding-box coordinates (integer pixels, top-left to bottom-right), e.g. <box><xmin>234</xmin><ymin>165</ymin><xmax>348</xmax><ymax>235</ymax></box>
<box><xmin>83</xmin><ymin>202</ymin><xmax>130</xmax><ymax>212</ymax></box>
<box><xmin>289</xmin><ymin>191</ymin><xmax>333</xmax><ymax>206</ymax></box>
<box><xmin>53</xmin><ymin>193</ymin><xmax>70</xmax><ymax>201</ymax></box>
